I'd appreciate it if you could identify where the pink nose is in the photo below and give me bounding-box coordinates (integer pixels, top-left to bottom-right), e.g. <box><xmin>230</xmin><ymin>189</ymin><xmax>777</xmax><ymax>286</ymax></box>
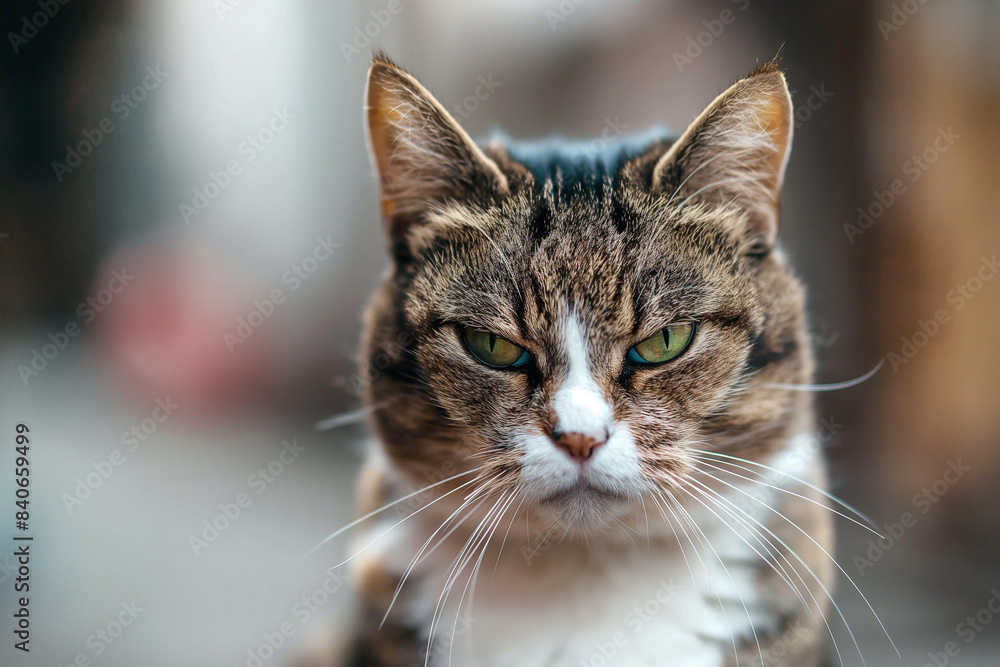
<box><xmin>552</xmin><ymin>429</ymin><xmax>608</xmax><ymax>462</ymax></box>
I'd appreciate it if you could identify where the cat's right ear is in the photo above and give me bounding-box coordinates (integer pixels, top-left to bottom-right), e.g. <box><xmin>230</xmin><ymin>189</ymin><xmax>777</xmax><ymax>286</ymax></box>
<box><xmin>365</xmin><ymin>53</ymin><xmax>509</xmax><ymax>249</ymax></box>
<box><xmin>649</xmin><ymin>60</ymin><xmax>794</xmax><ymax>253</ymax></box>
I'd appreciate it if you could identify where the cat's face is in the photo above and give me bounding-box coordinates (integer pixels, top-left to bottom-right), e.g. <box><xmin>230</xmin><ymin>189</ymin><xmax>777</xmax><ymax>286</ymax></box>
<box><xmin>360</xmin><ymin>54</ymin><xmax>812</xmax><ymax>532</ymax></box>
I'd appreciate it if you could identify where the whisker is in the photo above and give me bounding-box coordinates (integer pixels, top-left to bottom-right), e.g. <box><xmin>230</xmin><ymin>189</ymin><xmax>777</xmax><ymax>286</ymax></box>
<box><xmin>691</xmin><ymin>456</ymin><xmax>884</xmax><ymax>538</ymax></box>
<box><xmin>492</xmin><ymin>494</ymin><xmax>526</xmax><ymax>577</ymax></box>
<box><xmin>314</xmin><ymin>403</ymin><xmax>386</xmax><ymax>431</ymax></box>
<box><xmin>686</xmin><ymin>469</ymin><xmax>899</xmax><ymax>660</ymax></box>
<box><xmin>690</xmin><ymin>448</ymin><xmax>878</xmax><ymax>530</ymax></box>
<box><xmin>427</xmin><ymin>492</ymin><xmax>507</xmax><ymax>667</ymax></box>
<box><xmin>640</xmin><ymin>497</ymin><xmax>651</xmax><ymax>553</ymax></box>
<box><xmin>679</xmin><ymin>478</ymin><xmax>809</xmax><ymax>610</ymax></box>
<box><xmin>683</xmin><ymin>476</ymin><xmax>845</xmax><ymax>667</ymax></box>
<box><xmin>611</xmin><ymin>516</ymin><xmax>641</xmax><ymax>551</ymax></box>
<box><xmin>766</xmin><ymin>359</ymin><xmax>884</xmax><ymax>392</ymax></box>
<box><xmin>652</xmin><ymin>490</ymin><xmax>742</xmax><ymax>666</ymax></box>
<box><xmin>380</xmin><ymin>494</ymin><xmax>490</xmax><ymax>630</ymax></box>
<box><xmin>331</xmin><ymin>473</ymin><xmax>495</xmax><ymax>570</ymax></box>
<box><xmin>295</xmin><ymin>467</ymin><xmax>483</xmax><ymax>565</ymax></box>
<box><xmin>665</xmin><ymin>489</ymin><xmax>766</xmax><ymax>667</ymax></box>
<box><xmin>455</xmin><ymin>492</ymin><xmax>517</xmax><ymax>664</ymax></box>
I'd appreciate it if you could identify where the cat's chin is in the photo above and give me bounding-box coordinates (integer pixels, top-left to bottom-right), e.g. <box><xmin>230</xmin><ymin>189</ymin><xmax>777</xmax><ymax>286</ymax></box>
<box><xmin>535</xmin><ymin>482</ymin><xmax>635</xmax><ymax>533</ymax></box>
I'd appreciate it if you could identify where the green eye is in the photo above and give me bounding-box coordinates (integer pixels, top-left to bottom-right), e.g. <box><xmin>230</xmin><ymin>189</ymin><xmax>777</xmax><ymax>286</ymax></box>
<box><xmin>627</xmin><ymin>323</ymin><xmax>695</xmax><ymax>365</ymax></box>
<box><xmin>462</xmin><ymin>328</ymin><xmax>531</xmax><ymax>368</ymax></box>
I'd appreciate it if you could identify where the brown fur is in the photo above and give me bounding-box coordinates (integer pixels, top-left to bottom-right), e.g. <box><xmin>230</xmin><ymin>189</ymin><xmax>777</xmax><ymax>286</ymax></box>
<box><xmin>322</xmin><ymin>53</ymin><xmax>836</xmax><ymax>667</ymax></box>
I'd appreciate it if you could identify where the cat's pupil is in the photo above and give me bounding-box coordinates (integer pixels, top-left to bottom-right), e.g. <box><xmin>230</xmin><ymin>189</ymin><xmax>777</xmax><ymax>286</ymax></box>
<box><xmin>489</xmin><ymin>333</ymin><xmax>496</xmax><ymax>352</ymax></box>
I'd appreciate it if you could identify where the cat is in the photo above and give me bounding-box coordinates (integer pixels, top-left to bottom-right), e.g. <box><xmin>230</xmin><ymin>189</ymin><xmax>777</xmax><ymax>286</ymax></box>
<box><xmin>330</xmin><ymin>51</ymin><xmax>853</xmax><ymax>667</ymax></box>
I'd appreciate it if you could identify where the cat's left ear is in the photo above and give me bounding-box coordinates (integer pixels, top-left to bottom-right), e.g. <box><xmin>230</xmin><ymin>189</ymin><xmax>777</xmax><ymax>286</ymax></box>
<box><xmin>651</xmin><ymin>61</ymin><xmax>793</xmax><ymax>252</ymax></box>
<box><xmin>365</xmin><ymin>53</ymin><xmax>509</xmax><ymax>247</ymax></box>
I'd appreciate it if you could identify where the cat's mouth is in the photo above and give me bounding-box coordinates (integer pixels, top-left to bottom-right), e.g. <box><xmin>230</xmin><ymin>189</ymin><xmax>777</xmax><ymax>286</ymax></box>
<box><xmin>538</xmin><ymin>478</ymin><xmax>631</xmax><ymax>514</ymax></box>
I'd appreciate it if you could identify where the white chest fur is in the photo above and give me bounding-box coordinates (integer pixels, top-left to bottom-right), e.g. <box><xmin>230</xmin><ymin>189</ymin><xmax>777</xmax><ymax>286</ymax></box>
<box><xmin>373</xmin><ymin>434</ymin><xmax>820</xmax><ymax>667</ymax></box>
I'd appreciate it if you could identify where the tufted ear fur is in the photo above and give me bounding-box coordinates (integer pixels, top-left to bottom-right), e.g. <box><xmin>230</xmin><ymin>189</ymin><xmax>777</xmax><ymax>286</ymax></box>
<box><xmin>651</xmin><ymin>60</ymin><xmax>793</xmax><ymax>253</ymax></box>
<box><xmin>365</xmin><ymin>52</ymin><xmax>509</xmax><ymax>250</ymax></box>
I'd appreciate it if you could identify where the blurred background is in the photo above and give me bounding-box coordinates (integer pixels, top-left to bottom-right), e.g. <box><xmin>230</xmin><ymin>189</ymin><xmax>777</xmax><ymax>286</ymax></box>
<box><xmin>1</xmin><ymin>0</ymin><xmax>998</xmax><ymax>665</ymax></box>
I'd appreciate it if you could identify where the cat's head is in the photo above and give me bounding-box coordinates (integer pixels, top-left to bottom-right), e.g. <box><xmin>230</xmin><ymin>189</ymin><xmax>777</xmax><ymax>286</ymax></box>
<box><xmin>360</xmin><ymin>53</ymin><xmax>813</xmax><ymax>533</ymax></box>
